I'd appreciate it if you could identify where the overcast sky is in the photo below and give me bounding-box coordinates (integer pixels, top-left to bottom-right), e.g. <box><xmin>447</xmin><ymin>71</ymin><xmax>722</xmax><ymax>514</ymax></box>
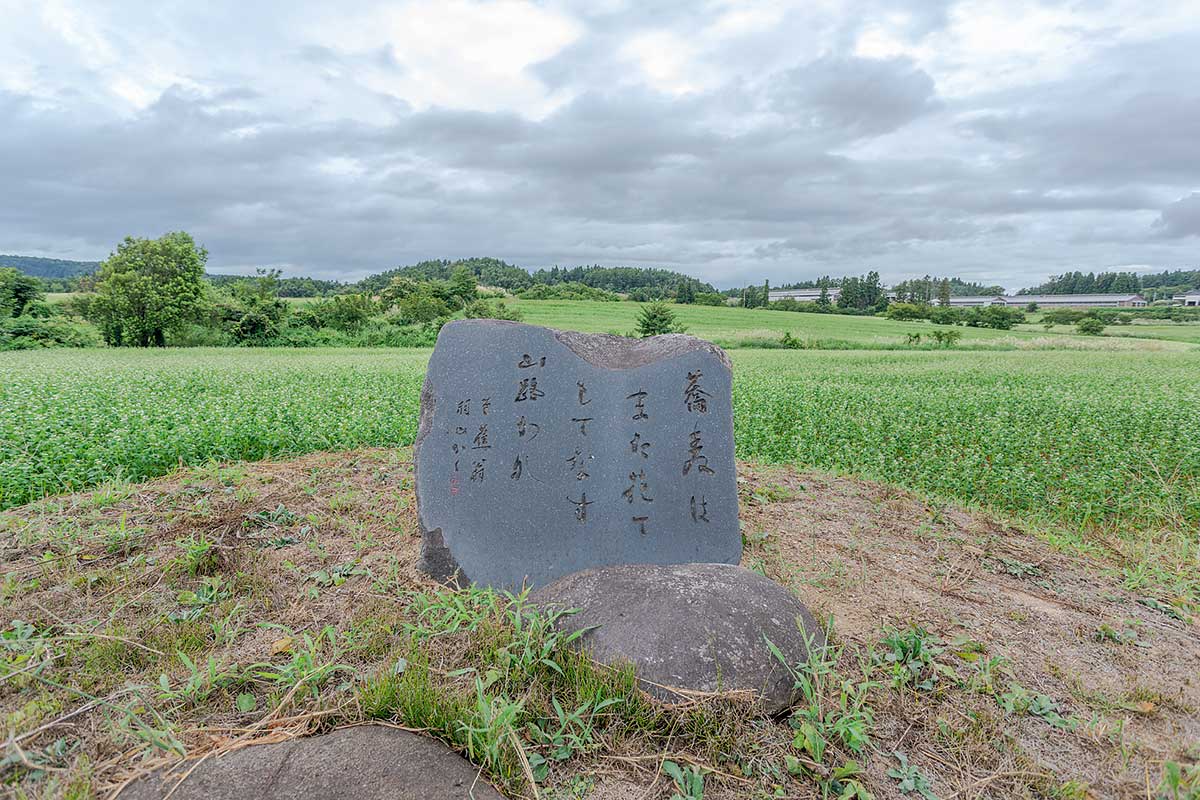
<box><xmin>2</xmin><ymin>0</ymin><xmax>1198</xmax><ymax>290</ymax></box>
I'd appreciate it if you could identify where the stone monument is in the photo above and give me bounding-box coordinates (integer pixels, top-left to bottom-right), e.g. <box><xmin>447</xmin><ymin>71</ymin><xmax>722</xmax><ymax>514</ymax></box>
<box><xmin>415</xmin><ymin>319</ymin><xmax>740</xmax><ymax>591</ymax></box>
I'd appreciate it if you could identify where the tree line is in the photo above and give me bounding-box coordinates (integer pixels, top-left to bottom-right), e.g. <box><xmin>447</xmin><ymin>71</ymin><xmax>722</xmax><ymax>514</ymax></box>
<box><xmin>4</xmin><ymin>252</ymin><xmax>719</xmax><ymax>303</ymax></box>
<box><xmin>1019</xmin><ymin>269</ymin><xmax>1200</xmax><ymax>299</ymax></box>
<box><xmin>737</xmin><ymin>272</ymin><xmax>890</xmax><ymax>314</ymax></box>
<box><xmin>1</xmin><ymin>233</ymin><xmax>722</xmax><ymax>351</ymax></box>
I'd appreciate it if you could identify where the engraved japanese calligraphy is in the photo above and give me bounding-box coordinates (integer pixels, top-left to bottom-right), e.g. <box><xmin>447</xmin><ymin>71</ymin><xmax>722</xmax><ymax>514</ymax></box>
<box><xmin>415</xmin><ymin>320</ymin><xmax>739</xmax><ymax>591</ymax></box>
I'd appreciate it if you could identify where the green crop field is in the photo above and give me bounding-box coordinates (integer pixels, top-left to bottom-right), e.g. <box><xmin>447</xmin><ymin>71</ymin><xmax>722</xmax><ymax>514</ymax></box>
<box><xmin>513</xmin><ymin>299</ymin><xmax>1197</xmax><ymax>351</ymax></box>
<box><xmin>3</xmin><ymin>340</ymin><xmax>1197</xmax><ymax>538</ymax></box>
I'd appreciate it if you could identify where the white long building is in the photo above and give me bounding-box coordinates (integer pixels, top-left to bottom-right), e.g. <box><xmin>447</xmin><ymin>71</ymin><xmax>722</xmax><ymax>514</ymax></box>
<box><xmin>768</xmin><ymin>288</ymin><xmax>842</xmax><ymax>302</ymax></box>
<box><xmin>1007</xmin><ymin>293</ymin><xmax>1147</xmax><ymax>308</ymax></box>
<box><xmin>939</xmin><ymin>293</ymin><xmax>1147</xmax><ymax>308</ymax></box>
<box><xmin>768</xmin><ymin>289</ymin><xmax>1148</xmax><ymax>308</ymax></box>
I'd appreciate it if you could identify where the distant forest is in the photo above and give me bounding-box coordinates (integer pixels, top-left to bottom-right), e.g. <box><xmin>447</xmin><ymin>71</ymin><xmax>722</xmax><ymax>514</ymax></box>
<box><xmin>207</xmin><ymin>273</ymin><xmax>346</xmax><ymax>298</ymax></box>
<box><xmin>2</xmin><ymin>254</ymin><xmax>711</xmax><ymax>299</ymax></box>
<box><xmin>362</xmin><ymin>258</ymin><xmax>716</xmax><ymax>299</ymax></box>
<box><xmin>1019</xmin><ymin>270</ymin><xmax>1200</xmax><ymax>299</ymax></box>
<box><xmin>0</xmin><ymin>255</ymin><xmax>99</xmax><ymax>283</ymax></box>
<box><xmin>775</xmin><ymin>275</ymin><xmax>1005</xmax><ymax>297</ymax></box>
<box><xmin>5</xmin><ymin>252</ymin><xmax>1197</xmax><ymax>300</ymax></box>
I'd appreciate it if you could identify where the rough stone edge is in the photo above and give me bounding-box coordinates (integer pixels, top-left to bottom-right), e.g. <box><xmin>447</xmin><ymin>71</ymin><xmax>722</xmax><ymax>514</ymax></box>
<box><xmin>414</xmin><ymin>320</ymin><xmax>734</xmax><ymax>586</ymax></box>
<box><xmin>553</xmin><ymin>327</ymin><xmax>733</xmax><ymax>372</ymax></box>
<box><xmin>414</xmin><ymin>342</ymin><xmax>467</xmax><ymax>585</ymax></box>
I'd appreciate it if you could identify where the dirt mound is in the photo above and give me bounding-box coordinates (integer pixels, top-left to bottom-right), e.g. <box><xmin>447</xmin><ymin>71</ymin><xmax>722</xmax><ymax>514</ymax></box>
<box><xmin>1</xmin><ymin>449</ymin><xmax>1196</xmax><ymax>798</ymax></box>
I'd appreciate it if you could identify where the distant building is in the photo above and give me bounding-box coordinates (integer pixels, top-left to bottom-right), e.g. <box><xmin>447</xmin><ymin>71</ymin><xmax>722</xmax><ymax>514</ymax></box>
<box><xmin>767</xmin><ymin>289</ymin><xmax>1147</xmax><ymax>308</ymax></box>
<box><xmin>1174</xmin><ymin>293</ymin><xmax>1200</xmax><ymax>307</ymax></box>
<box><xmin>768</xmin><ymin>288</ymin><xmax>840</xmax><ymax>303</ymax></box>
<box><xmin>767</xmin><ymin>287</ymin><xmax>900</xmax><ymax>303</ymax></box>
<box><xmin>946</xmin><ymin>295</ymin><xmax>1008</xmax><ymax>307</ymax></box>
<box><xmin>950</xmin><ymin>293</ymin><xmax>1147</xmax><ymax>308</ymax></box>
<box><xmin>1012</xmin><ymin>294</ymin><xmax>1147</xmax><ymax>308</ymax></box>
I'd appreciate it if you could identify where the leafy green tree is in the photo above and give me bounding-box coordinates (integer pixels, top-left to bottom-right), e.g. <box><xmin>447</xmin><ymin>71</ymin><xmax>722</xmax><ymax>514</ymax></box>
<box><xmin>1076</xmin><ymin>317</ymin><xmax>1106</xmax><ymax>336</ymax></box>
<box><xmin>396</xmin><ymin>290</ymin><xmax>450</xmax><ymax>324</ymax></box>
<box><xmin>319</xmin><ymin>293</ymin><xmax>377</xmax><ymax>332</ymax></box>
<box><xmin>446</xmin><ymin>266</ymin><xmax>478</xmax><ymax>308</ymax></box>
<box><xmin>379</xmin><ymin>277</ymin><xmax>422</xmax><ymax>309</ymax></box>
<box><xmin>635</xmin><ymin>302</ymin><xmax>686</xmax><ymax>337</ymax></box>
<box><xmin>89</xmin><ymin>232</ymin><xmax>208</xmax><ymax>346</ymax></box>
<box><xmin>0</xmin><ymin>268</ymin><xmax>44</xmax><ymax>317</ymax></box>
<box><xmin>219</xmin><ymin>269</ymin><xmax>290</xmax><ymax>344</ymax></box>
<box><xmin>836</xmin><ymin>278</ymin><xmax>862</xmax><ymax>310</ymax></box>
<box><xmin>885</xmin><ymin>302</ymin><xmax>931</xmax><ymax>321</ymax></box>
<box><xmin>938</xmin><ymin>279</ymin><xmax>951</xmax><ymax>307</ymax></box>
<box><xmin>817</xmin><ymin>284</ymin><xmax>831</xmax><ymax>309</ymax></box>
<box><xmin>929</xmin><ymin>307</ymin><xmax>962</xmax><ymax>325</ymax></box>
<box><xmin>965</xmin><ymin>306</ymin><xmax>1025</xmax><ymax>330</ymax></box>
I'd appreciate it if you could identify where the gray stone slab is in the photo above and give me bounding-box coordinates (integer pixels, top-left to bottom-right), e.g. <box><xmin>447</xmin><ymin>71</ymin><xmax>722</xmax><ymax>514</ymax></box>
<box><xmin>415</xmin><ymin>320</ymin><xmax>740</xmax><ymax>592</ymax></box>
<box><xmin>116</xmin><ymin>725</ymin><xmax>504</xmax><ymax>800</ymax></box>
<box><xmin>530</xmin><ymin>562</ymin><xmax>825</xmax><ymax>715</ymax></box>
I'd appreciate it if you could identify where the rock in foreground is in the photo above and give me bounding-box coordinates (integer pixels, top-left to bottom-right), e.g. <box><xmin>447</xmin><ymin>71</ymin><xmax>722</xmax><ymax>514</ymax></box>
<box><xmin>531</xmin><ymin>562</ymin><xmax>825</xmax><ymax>715</ymax></box>
<box><xmin>117</xmin><ymin>725</ymin><xmax>503</xmax><ymax>800</ymax></box>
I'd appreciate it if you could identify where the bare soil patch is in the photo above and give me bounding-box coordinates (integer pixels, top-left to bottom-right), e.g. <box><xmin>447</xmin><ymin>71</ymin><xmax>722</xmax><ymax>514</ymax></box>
<box><xmin>740</xmin><ymin>463</ymin><xmax>1199</xmax><ymax>798</ymax></box>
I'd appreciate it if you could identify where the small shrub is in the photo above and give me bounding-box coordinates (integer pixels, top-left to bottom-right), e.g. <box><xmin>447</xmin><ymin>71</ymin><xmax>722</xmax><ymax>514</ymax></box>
<box><xmin>663</xmin><ymin>760</ymin><xmax>705</xmax><ymax>800</ymax></box>
<box><xmin>929</xmin><ymin>307</ymin><xmax>963</xmax><ymax>325</ymax></box>
<box><xmin>0</xmin><ymin>316</ymin><xmax>102</xmax><ymax>350</ymax></box>
<box><xmin>877</xmin><ymin>626</ymin><xmax>956</xmax><ymax>690</ymax></box>
<box><xmin>636</xmin><ymin>302</ymin><xmax>686</xmax><ymax>337</ymax></box>
<box><xmin>965</xmin><ymin>306</ymin><xmax>1025</xmax><ymax>330</ymax></box>
<box><xmin>885</xmin><ymin>303</ymin><xmax>931</xmax><ymax>321</ymax></box>
<box><xmin>929</xmin><ymin>329</ymin><xmax>962</xmax><ymax>347</ymax></box>
<box><xmin>1041</xmin><ymin>309</ymin><xmax>1087</xmax><ymax>326</ymax></box>
<box><xmin>463</xmin><ymin>299</ymin><xmax>523</xmax><ymax>322</ymax></box>
<box><xmin>1076</xmin><ymin>317</ymin><xmax>1106</xmax><ymax>336</ymax></box>
<box><xmin>888</xmin><ymin>751</ymin><xmax>937</xmax><ymax>799</ymax></box>
<box><xmin>517</xmin><ymin>282</ymin><xmax>620</xmax><ymax>302</ymax></box>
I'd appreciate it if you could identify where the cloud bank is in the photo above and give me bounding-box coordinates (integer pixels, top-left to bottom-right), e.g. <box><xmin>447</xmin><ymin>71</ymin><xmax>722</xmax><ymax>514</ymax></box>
<box><xmin>2</xmin><ymin>0</ymin><xmax>1199</xmax><ymax>289</ymax></box>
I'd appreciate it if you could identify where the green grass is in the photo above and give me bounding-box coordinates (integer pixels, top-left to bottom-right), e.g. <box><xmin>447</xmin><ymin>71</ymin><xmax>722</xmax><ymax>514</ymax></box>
<box><xmin>729</xmin><ymin>349</ymin><xmax>1200</xmax><ymax>533</ymax></box>
<box><xmin>0</xmin><ymin>348</ymin><xmax>427</xmax><ymax>508</ymax></box>
<box><xmin>1026</xmin><ymin>321</ymin><xmax>1200</xmax><ymax>345</ymax></box>
<box><xmin>3</xmin><ymin>342</ymin><xmax>1198</xmax><ymax>535</ymax></box>
<box><xmin>511</xmin><ymin>300</ymin><xmax>1176</xmax><ymax>350</ymax></box>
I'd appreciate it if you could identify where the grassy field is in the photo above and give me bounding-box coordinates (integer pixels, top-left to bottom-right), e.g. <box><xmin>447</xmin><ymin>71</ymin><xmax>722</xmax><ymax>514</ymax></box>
<box><xmin>1028</xmin><ymin>321</ymin><xmax>1200</xmax><ymax>345</ymax></box>
<box><xmin>48</xmin><ymin>292</ymin><xmax>1200</xmax><ymax>348</ymax></box>
<box><xmin>4</xmin><ymin>343</ymin><xmax>1197</xmax><ymax>539</ymax></box>
<box><xmin>0</xmin><ymin>348</ymin><xmax>427</xmax><ymax>509</ymax></box>
<box><xmin>4</xmin><ymin>301</ymin><xmax>1199</xmax><ymax>798</ymax></box>
<box><xmin>512</xmin><ymin>299</ymin><xmax>1174</xmax><ymax>349</ymax></box>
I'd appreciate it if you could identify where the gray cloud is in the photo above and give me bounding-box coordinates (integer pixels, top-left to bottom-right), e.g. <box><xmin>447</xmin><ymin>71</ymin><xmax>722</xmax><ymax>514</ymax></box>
<box><xmin>1</xmin><ymin>1</ymin><xmax>1198</xmax><ymax>290</ymax></box>
<box><xmin>769</xmin><ymin>56</ymin><xmax>938</xmax><ymax>139</ymax></box>
<box><xmin>1155</xmin><ymin>193</ymin><xmax>1200</xmax><ymax>238</ymax></box>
